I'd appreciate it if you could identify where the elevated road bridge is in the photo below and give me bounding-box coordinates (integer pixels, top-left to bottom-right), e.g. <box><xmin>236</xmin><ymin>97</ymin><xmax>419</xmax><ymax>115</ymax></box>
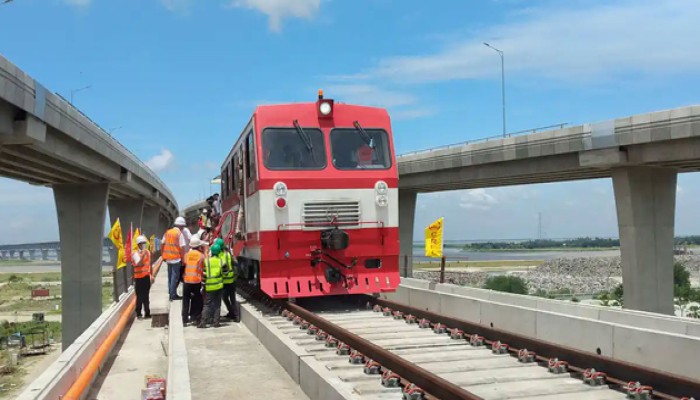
<box><xmin>0</xmin><ymin>55</ymin><xmax>179</xmax><ymax>349</ymax></box>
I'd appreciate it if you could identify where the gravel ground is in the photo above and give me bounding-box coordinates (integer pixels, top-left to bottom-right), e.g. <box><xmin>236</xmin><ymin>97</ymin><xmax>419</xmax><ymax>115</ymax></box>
<box><xmin>414</xmin><ymin>255</ymin><xmax>700</xmax><ymax>295</ymax></box>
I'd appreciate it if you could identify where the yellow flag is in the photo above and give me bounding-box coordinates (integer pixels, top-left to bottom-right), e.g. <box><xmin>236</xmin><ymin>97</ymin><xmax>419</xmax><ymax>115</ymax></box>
<box><xmin>107</xmin><ymin>218</ymin><xmax>123</xmax><ymax>248</ymax></box>
<box><xmin>132</xmin><ymin>228</ymin><xmax>141</xmax><ymax>254</ymax></box>
<box><xmin>107</xmin><ymin>219</ymin><xmax>127</xmax><ymax>269</ymax></box>
<box><xmin>149</xmin><ymin>235</ymin><xmax>155</xmax><ymax>251</ymax></box>
<box><xmin>424</xmin><ymin>217</ymin><xmax>444</xmax><ymax>258</ymax></box>
<box><xmin>117</xmin><ymin>247</ymin><xmax>127</xmax><ymax>269</ymax></box>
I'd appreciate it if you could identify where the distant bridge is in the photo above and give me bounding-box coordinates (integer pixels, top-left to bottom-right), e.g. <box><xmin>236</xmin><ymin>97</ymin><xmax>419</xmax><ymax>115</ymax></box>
<box><xmin>0</xmin><ymin>238</ymin><xmax>114</xmax><ymax>261</ymax></box>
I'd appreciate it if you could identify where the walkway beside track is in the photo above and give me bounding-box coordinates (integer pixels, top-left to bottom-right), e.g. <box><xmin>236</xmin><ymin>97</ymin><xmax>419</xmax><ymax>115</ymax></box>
<box><xmin>182</xmin><ymin>298</ymin><xmax>309</xmax><ymax>400</ymax></box>
<box><xmin>87</xmin><ymin>271</ymin><xmax>169</xmax><ymax>399</ymax></box>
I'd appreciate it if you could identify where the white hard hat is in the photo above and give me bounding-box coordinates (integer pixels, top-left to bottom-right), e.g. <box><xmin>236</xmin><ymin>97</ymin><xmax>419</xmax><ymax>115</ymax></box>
<box><xmin>136</xmin><ymin>235</ymin><xmax>148</xmax><ymax>245</ymax></box>
<box><xmin>202</xmin><ymin>209</ymin><xmax>208</xmax><ymax>214</ymax></box>
<box><xmin>174</xmin><ymin>216</ymin><xmax>186</xmax><ymax>226</ymax></box>
<box><xmin>190</xmin><ymin>237</ymin><xmax>208</xmax><ymax>248</ymax></box>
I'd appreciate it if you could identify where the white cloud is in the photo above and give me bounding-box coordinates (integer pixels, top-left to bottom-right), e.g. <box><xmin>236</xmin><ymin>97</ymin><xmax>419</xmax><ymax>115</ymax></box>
<box><xmin>327</xmin><ymin>84</ymin><xmax>416</xmax><ymax>108</ymax></box>
<box><xmin>145</xmin><ymin>149</ymin><xmax>175</xmax><ymax>172</ymax></box>
<box><xmin>347</xmin><ymin>0</ymin><xmax>700</xmax><ymax>84</ymax></box>
<box><xmin>459</xmin><ymin>188</ymin><xmax>498</xmax><ymax>210</ymax></box>
<box><xmin>160</xmin><ymin>0</ymin><xmax>193</xmax><ymax>13</ymax></box>
<box><xmin>231</xmin><ymin>0</ymin><xmax>321</xmax><ymax>32</ymax></box>
<box><xmin>63</xmin><ymin>0</ymin><xmax>91</xmax><ymax>7</ymax></box>
<box><xmin>326</xmin><ymin>84</ymin><xmax>434</xmax><ymax>121</ymax></box>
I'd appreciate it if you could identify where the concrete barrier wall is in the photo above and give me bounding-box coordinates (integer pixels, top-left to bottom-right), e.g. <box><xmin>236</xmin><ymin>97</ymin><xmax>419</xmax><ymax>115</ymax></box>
<box><xmin>401</xmin><ymin>278</ymin><xmax>700</xmax><ymax>337</ymax></box>
<box><xmin>239</xmin><ymin>299</ymin><xmax>361</xmax><ymax>400</ymax></box>
<box><xmin>384</xmin><ymin>279</ymin><xmax>700</xmax><ymax>380</ymax></box>
<box><xmin>17</xmin><ymin>290</ymin><xmax>135</xmax><ymax>400</ymax></box>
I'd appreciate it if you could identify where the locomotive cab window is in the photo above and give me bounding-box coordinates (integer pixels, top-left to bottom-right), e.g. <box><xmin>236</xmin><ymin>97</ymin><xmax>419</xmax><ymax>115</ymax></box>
<box><xmin>262</xmin><ymin>128</ymin><xmax>326</xmax><ymax>170</ymax></box>
<box><xmin>331</xmin><ymin>128</ymin><xmax>391</xmax><ymax>170</ymax></box>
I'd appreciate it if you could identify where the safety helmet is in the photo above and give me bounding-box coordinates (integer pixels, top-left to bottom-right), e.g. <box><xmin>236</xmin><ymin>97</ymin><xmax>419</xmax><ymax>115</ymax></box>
<box><xmin>215</xmin><ymin>238</ymin><xmax>225</xmax><ymax>247</ymax></box>
<box><xmin>174</xmin><ymin>216</ymin><xmax>186</xmax><ymax>226</ymax></box>
<box><xmin>210</xmin><ymin>244</ymin><xmax>222</xmax><ymax>256</ymax></box>
<box><xmin>136</xmin><ymin>235</ymin><xmax>148</xmax><ymax>245</ymax></box>
<box><xmin>190</xmin><ymin>237</ymin><xmax>208</xmax><ymax>248</ymax></box>
<box><xmin>202</xmin><ymin>209</ymin><xmax>208</xmax><ymax>214</ymax></box>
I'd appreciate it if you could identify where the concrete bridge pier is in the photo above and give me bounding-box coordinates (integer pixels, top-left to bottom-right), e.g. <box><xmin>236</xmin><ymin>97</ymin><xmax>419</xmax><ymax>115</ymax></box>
<box><xmin>41</xmin><ymin>249</ymin><xmax>48</xmax><ymax>260</ymax></box>
<box><xmin>19</xmin><ymin>250</ymin><xmax>25</xmax><ymax>260</ymax></box>
<box><xmin>0</xmin><ymin>250</ymin><xmax>6</xmax><ymax>259</ymax></box>
<box><xmin>612</xmin><ymin>166</ymin><xmax>678</xmax><ymax>315</ymax></box>
<box><xmin>55</xmin><ymin>249</ymin><xmax>61</xmax><ymax>262</ymax></box>
<box><xmin>108</xmin><ymin>199</ymin><xmax>144</xmax><ymax>294</ymax></box>
<box><xmin>399</xmin><ymin>190</ymin><xmax>418</xmax><ymax>278</ymax></box>
<box><xmin>54</xmin><ymin>183</ymin><xmax>110</xmax><ymax>350</ymax></box>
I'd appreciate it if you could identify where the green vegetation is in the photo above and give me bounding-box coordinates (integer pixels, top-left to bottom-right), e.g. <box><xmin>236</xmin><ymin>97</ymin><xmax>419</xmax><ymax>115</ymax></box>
<box><xmin>465</xmin><ymin>237</ymin><xmax>619</xmax><ymax>251</ymax></box>
<box><xmin>0</xmin><ymin>320</ymin><xmax>61</xmax><ymax>341</ymax></box>
<box><xmin>596</xmin><ymin>263</ymin><xmax>700</xmax><ymax>315</ymax></box>
<box><xmin>413</xmin><ymin>260</ymin><xmax>542</xmax><ymax>269</ymax></box>
<box><xmin>0</xmin><ymin>272</ymin><xmax>61</xmax><ymax>283</ymax></box>
<box><xmin>483</xmin><ymin>275</ymin><xmax>528</xmax><ymax>295</ymax></box>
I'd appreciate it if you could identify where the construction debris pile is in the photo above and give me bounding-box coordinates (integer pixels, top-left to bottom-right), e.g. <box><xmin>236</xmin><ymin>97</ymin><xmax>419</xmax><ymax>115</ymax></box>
<box><xmin>414</xmin><ymin>255</ymin><xmax>700</xmax><ymax>295</ymax></box>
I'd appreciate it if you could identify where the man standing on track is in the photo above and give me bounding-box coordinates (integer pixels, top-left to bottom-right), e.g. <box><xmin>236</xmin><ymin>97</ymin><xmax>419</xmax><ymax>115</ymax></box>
<box><xmin>162</xmin><ymin>217</ymin><xmax>187</xmax><ymax>301</ymax></box>
<box><xmin>132</xmin><ymin>235</ymin><xmax>152</xmax><ymax>319</ymax></box>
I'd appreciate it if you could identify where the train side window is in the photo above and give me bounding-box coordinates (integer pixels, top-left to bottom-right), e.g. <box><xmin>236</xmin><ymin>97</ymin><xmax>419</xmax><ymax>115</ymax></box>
<box><xmin>246</xmin><ymin>131</ymin><xmax>256</xmax><ymax>180</ymax></box>
<box><xmin>232</xmin><ymin>152</ymin><xmax>240</xmax><ymax>193</ymax></box>
<box><xmin>228</xmin><ymin>160</ymin><xmax>234</xmax><ymax>195</ymax></box>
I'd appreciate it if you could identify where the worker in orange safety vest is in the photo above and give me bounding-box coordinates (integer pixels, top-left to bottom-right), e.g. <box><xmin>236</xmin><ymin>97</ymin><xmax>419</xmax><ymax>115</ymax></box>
<box><xmin>132</xmin><ymin>235</ymin><xmax>153</xmax><ymax>319</ymax></box>
<box><xmin>182</xmin><ymin>236</ymin><xmax>207</xmax><ymax>326</ymax></box>
<box><xmin>162</xmin><ymin>217</ymin><xmax>187</xmax><ymax>301</ymax></box>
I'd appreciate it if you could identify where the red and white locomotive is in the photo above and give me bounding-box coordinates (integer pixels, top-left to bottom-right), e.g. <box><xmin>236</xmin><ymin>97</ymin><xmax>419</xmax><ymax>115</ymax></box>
<box><xmin>216</xmin><ymin>91</ymin><xmax>400</xmax><ymax>299</ymax></box>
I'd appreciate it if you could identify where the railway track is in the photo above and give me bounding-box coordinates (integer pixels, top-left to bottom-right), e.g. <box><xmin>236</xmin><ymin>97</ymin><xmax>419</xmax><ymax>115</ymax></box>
<box><xmin>239</xmin><ymin>285</ymin><xmax>700</xmax><ymax>400</ymax></box>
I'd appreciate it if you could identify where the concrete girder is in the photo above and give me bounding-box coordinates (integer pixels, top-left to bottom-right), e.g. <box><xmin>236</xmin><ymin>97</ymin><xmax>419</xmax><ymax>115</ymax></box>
<box><xmin>612</xmin><ymin>166</ymin><xmax>677</xmax><ymax>314</ymax></box>
<box><xmin>53</xmin><ymin>182</ymin><xmax>109</xmax><ymax>350</ymax></box>
<box><xmin>0</xmin><ymin>152</ymin><xmax>78</xmax><ymax>183</ymax></box>
<box><xmin>1</xmin><ymin>146</ymin><xmax>101</xmax><ymax>182</ymax></box>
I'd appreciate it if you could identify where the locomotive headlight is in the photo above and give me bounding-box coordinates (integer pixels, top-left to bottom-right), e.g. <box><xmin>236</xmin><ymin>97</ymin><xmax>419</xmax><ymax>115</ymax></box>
<box><xmin>375</xmin><ymin>180</ymin><xmax>388</xmax><ymax>195</ymax></box>
<box><xmin>376</xmin><ymin>194</ymin><xmax>388</xmax><ymax>207</ymax></box>
<box><xmin>274</xmin><ymin>181</ymin><xmax>287</xmax><ymax>197</ymax></box>
<box><xmin>319</xmin><ymin>102</ymin><xmax>332</xmax><ymax>115</ymax></box>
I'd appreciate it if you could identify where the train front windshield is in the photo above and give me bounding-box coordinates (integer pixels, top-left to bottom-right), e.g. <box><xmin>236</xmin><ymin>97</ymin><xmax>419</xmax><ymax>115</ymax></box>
<box><xmin>262</xmin><ymin>128</ymin><xmax>326</xmax><ymax>170</ymax></box>
<box><xmin>262</xmin><ymin>127</ymin><xmax>392</xmax><ymax>171</ymax></box>
<box><xmin>330</xmin><ymin>128</ymin><xmax>391</xmax><ymax>170</ymax></box>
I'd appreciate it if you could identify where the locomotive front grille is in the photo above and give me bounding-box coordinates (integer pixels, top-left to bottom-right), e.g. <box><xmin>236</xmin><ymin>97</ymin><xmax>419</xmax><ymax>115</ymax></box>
<box><xmin>302</xmin><ymin>200</ymin><xmax>360</xmax><ymax>228</ymax></box>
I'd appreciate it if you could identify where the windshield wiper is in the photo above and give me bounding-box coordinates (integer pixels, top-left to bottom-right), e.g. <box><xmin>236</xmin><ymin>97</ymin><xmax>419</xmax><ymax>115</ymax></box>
<box><xmin>293</xmin><ymin>120</ymin><xmax>313</xmax><ymax>153</ymax></box>
<box><xmin>353</xmin><ymin>121</ymin><xmax>375</xmax><ymax>149</ymax></box>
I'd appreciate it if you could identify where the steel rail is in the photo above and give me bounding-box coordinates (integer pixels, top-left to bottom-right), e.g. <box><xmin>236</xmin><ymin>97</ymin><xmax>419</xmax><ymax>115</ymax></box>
<box><xmin>366</xmin><ymin>296</ymin><xmax>700</xmax><ymax>399</ymax></box>
<box><xmin>238</xmin><ymin>284</ymin><xmax>482</xmax><ymax>400</ymax></box>
<box><xmin>284</xmin><ymin>301</ymin><xmax>483</xmax><ymax>400</ymax></box>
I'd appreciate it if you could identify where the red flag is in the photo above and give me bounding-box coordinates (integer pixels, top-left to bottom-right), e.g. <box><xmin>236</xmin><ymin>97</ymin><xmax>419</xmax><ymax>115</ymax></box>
<box><xmin>125</xmin><ymin>222</ymin><xmax>133</xmax><ymax>264</ymax></box>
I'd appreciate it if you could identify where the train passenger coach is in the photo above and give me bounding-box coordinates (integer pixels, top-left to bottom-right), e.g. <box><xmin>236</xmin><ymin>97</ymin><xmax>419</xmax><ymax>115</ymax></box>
<box><xmin>217</xmin><ymin>91</ymin><xmax>400</xmax><ymax>299</ymax></box>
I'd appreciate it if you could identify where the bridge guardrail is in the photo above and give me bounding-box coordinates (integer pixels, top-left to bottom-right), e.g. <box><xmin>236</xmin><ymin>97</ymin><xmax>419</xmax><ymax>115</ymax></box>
<box><xmin>398</xmin><ymin>123</ymin><xmax>569</xmax><ymax>158</ymax></box>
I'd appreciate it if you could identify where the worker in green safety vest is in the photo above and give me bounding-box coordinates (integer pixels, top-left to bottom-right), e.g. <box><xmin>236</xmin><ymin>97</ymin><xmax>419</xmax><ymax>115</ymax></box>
<box><xmin>215</xmin><ymin>238</ymin><xmax>239</xmax><ymax>322</ymax></box>
<box><xmin>198</xmin><ymin>244</ymin><xmax>224</xmax><ymax>328</ymax></box>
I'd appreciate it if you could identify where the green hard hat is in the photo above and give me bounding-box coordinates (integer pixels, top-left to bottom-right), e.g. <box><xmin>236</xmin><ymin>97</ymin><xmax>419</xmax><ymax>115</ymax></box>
<box><xmin>210</xmin><ymin>244</ymin><xmax>222</xmax><ymax>256</ymax></box>
<box><xmin>215</xmin><ymin>238</ymin><xmax>225</xmax><ymax>247</ymax></box>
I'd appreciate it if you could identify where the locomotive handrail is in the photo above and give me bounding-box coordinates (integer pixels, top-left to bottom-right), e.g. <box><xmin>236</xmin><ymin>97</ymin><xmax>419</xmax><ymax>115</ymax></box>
<box><xmin>276</xmin><ymin>221</ymin><xmax>385</xmax><ymax>230</ymax></box>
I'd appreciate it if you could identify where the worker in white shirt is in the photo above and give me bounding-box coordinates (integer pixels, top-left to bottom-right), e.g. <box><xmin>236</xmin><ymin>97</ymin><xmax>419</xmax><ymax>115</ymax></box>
<box><xmin>162</xmin><ymin>217</ymin><xmax>187</xmax><ymax>301</ymax></box>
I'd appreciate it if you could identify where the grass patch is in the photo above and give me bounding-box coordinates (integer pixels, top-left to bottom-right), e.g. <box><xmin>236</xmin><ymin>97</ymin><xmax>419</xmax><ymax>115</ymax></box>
<box><xmin>0</xmin><ymin>273</ymin><xmax>61</xmax><ymax>283</ymax></box>
<box><xmin>414</xmin><ymin>260</ymin><xmax>543</xmax><ymax>269</ymax></box>
<box><xmin>0</xmin><ymin>259</ymin><xmax>33</xmax><ymax>266</ymax></box>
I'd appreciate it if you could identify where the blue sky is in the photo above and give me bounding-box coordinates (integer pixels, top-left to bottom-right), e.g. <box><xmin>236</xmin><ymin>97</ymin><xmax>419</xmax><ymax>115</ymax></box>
<box><xmin>1</xmin><ymin>0</ymin><xmax>700</xmax><ymax>243</ymax></box>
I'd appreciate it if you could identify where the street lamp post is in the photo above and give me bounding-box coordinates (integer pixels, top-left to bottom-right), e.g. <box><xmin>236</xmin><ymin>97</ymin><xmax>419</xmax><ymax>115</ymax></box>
<box><xmin>483</xmin><ymin>42</ymin><xmax>506</xmax><ymax>137</ymax></box>
<box><xmin>70</xmin><ymin>85</ymin><xmax>91</xmax><ymax>104</ymax></box>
